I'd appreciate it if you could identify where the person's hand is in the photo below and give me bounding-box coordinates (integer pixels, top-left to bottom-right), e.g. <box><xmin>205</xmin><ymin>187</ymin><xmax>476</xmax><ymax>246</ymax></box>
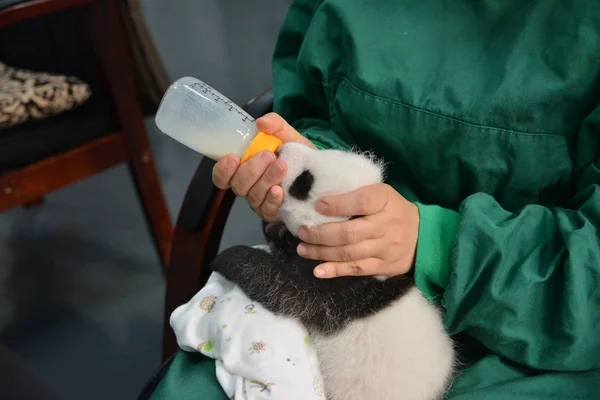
<box><xmin>212</xmin><ymin>112</ymin><xmax>315</xmax><ymax>222</ymax></box>
<box><xmin>295</xmin><ymin>184</ymin><xmax>419</xmax><ymax>278</ymax></box>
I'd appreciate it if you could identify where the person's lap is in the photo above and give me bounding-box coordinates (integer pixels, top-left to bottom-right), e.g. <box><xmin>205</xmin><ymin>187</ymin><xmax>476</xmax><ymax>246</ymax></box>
<box><xmin>149</xmin><ymin>348</ymin><xmax>599</xmax><ymax>400</ymax></box>
<box><xmin>149</xmin><ymin>351</ymin><xmax>229</xmax><ymax>400</ymax></box>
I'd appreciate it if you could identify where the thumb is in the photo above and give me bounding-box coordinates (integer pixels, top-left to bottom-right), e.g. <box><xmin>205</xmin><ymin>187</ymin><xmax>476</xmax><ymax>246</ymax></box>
<box><xmin>317</xmin><ymin>184</ymin><xmax>388</xmax><ymax>217</ymax></box>
<box><xmin>256</xmin><ymin>112</ymin><xmax>316</xmax><ymax>148</ymax></box>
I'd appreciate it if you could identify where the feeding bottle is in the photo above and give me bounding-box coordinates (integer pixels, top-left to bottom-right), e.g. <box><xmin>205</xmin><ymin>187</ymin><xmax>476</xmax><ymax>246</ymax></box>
<box><xmin>155</xmin><ymin>77</ymin><xmax>282</xmax><ymax>163</ymax></box>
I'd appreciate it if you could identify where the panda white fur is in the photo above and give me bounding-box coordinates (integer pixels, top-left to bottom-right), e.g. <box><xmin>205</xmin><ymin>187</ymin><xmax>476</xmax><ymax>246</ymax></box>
<box><xmin>211</xmin><ymin>142</ymin><xmax>456</xmax><ymax>400</ymax></box>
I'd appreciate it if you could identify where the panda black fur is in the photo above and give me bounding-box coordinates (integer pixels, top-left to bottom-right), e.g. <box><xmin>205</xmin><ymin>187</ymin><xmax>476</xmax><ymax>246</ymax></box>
<box><xmin>211</xmin><ymin>142</ymin><xmax>456</xmax><ymax>400</ymax></box>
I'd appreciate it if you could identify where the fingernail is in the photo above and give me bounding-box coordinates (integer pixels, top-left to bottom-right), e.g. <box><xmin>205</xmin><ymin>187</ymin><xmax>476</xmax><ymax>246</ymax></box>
<box><xmin>298</xmin><ymin>227</ymin><xmax>308</xmax><ymax>241</ymax></box>
<box><xmin>314</xmin><ymin>268</ymin><xmax>326</xmax><ymax>278</ymax></box>
<box><xmin>275</xmin><ymin>160</ymin><xmax>285</xmax><ymax>172</ymax></box>
<box><xmin>316</xmin><ymin>201</ymin><xmax>328</xmax><ymax>213</ymax></box>
<box><xmin>228</xmin><ymin>156</ymin><xmax>239</xmax><ymax>168</ymax></box>
<box><xmin>269</xmin><ymin>186</ymin><xmax>279</xmax><ymax>198</ymax></box>
<box><xmin>261</xmin><ymin>151</ymin><xmax>274</xmax><ymax>161</ymax></box>
<box><xmin>297</xmin><ymin>244</ymin><xmax>307</xmax><ymax>256</ymax></box>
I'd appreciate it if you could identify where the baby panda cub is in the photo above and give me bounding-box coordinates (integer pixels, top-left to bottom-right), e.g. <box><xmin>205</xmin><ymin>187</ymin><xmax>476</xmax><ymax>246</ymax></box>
<box><xmin>211</xmin><ymin>142</ymin><xmax>456</xmax><ymax>400</ymax></box>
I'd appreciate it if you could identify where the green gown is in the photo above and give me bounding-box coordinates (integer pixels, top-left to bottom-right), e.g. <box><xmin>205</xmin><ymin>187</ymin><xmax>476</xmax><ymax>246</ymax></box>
<box><xmin>151</xmin><ymin>1</ymin><xmax>600</xmax><ymax>398</ymax></box>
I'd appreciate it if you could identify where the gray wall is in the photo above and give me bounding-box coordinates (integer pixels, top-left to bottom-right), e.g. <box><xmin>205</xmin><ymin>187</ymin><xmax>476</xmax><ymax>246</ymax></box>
<box><xmin>143</xmin><ymin>0</ymin><xmax>291</xmax><ymax>104</ymax></box>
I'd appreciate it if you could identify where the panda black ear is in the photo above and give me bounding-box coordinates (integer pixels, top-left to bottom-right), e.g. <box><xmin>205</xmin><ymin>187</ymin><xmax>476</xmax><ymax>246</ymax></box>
<box><xmin>289</xmin><ymin>170</ymin><xmax>314</xmax><ymax>201</ymax></box>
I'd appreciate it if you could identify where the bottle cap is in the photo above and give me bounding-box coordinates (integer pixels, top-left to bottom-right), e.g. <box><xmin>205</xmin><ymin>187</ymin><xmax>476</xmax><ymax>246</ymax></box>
<box><xmin>241</xmin><ymin>132</ymin><xmax>283</xmax><ymax>164</ymax></box>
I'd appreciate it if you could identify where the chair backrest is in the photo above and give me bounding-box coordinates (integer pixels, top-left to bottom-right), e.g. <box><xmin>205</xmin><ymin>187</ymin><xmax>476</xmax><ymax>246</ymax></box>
<box><xmin>161</xmin><ymin>88</ymin><xmax>274</xmax><ymax>359</ymax></box>
<box><xmin>0</xmin><ymin>0</ymin><xmax>165</xmax><ymax>116</ymax></box>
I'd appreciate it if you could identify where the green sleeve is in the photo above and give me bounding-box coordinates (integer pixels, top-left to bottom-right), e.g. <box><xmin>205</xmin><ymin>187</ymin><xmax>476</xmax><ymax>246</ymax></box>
<box><xmin>271</xmin><ymin>0</ymin><xmax>350</xmax><ymax>151</ymax></box>
<box><xmin>416</xmin><ymin>106</ymin><xmax>600</xmax><ymax>372</ymax></box>
<box><xmin>413</xmin><ymin>204</ymin><xmax>461</xmax><ymax>303</ymax></box>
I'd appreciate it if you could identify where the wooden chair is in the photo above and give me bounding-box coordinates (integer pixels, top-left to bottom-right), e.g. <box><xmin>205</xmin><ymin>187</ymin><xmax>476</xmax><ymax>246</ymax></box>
<box><xmin>0</xmin><ymin>0</ymin><xmax>173</xmax><ymax>269</ymax></box>
<box><xmin>161</xmin><ymin>88</ymin><xmax>274</xmax><ymax>360</ymax></box>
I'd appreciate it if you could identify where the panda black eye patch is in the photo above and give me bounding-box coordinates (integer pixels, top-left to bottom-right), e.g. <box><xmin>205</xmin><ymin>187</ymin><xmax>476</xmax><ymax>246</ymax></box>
<box><xmin>289</xmin><ymin>170</ymin><xmax>314</xmax><ymax>201</ymax></box>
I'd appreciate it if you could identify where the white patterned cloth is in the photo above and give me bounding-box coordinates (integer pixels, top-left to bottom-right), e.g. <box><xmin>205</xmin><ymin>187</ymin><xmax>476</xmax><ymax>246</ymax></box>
<box><xmin>169</xmin><ymin>245</ymin><xmax>325</xmax><ymax>400</ymax></box>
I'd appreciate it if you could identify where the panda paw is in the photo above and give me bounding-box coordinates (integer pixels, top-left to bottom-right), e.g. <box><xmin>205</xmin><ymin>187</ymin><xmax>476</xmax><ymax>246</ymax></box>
<box><xmin>262</xmin><ymin>220</ymin><xmax>291</xmax><ymax>243</ymax></box>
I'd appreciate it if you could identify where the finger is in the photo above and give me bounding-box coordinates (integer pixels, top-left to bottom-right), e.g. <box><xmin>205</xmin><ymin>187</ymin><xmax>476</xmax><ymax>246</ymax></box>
<box><xmin>313</xmin><ymin>258</ymin><xmax>382</xmax><ymax>279</ymax></box>
<box><xmin>316</xmin><ymin>184</ymin><xmax>389</xmax><ymax>217</ymax></box>
<box><xmin>260</xmin><ymin>185</ymin><xmax>284</xmax><ymax>222</ymax></box>
<box><xmin>246</xmin><ymin>159</ymin><xmax>287</xmax><ymax>209</ymax></box>
<box><xmin>256</xmin><ymin>112</ymin><xmax>316</xmax><ymax>148</ymax></box>
<box><xmin>297</xmin><ymin>239</ymin><xmax>383</xmax><ymax>263</ymax></box>
<box><xmin>212</xmin><ymin>155</ymin><xmax>240</xmax><ymax>189</ymax></box>
<box><xmin>297</xmin><ymin>218</ymin><xmax>381</xmax><ymax>246</ymax></box>
<box><xmin>230</xmin><ymin>151</ymin><xmax>276</xmax><ymax>197</ymax></box>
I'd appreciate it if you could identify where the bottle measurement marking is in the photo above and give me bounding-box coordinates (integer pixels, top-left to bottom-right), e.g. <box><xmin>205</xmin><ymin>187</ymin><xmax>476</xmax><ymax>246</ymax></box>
<box><xmin>189</xmin><ymin>82</ymin><xmax>255</xmax><ymax>123</ymax></box>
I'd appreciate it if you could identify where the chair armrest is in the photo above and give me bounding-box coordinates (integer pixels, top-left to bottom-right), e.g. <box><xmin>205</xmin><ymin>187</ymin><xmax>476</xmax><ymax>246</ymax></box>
<box><xmin>244</xmin><ymin>87</ymin><xmax>274</xmax><ymax>121</ymax></box>
<box><xmin>161</xmin><ymin>88</ymin><xmax>274</xmax><ymax>359</ymax></box>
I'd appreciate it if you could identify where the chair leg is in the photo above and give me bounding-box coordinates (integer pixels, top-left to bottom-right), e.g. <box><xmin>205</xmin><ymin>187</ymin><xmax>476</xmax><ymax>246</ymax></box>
<box><xmin>126</xmin><ymin>154</ymin><xmax>173</xmax><ymax>269</ymax></box>
<box><xmin>84</xmin><ymin>0</ymin><xmax>173</xmax><ymax>271</ymax></box>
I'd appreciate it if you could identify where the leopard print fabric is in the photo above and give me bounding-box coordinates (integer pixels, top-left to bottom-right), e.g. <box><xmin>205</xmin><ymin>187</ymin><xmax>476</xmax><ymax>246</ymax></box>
<box><xmin>0</xmin><ymin>62</ymin><xmax>91</xmax><ymax>129</ymax></box>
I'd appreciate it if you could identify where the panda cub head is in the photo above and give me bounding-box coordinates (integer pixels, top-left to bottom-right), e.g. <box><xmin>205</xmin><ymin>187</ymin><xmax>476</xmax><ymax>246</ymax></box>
<box><xmin>276</xmin><ymin>142</ymin><xmax>385</xmax><ymax>236</ymax></box>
